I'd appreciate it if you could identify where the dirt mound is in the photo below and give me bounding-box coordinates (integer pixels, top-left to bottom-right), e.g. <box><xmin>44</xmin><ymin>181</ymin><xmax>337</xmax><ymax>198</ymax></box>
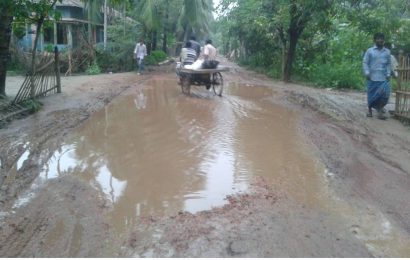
<box><xmin>124</xmin><ymin>177</ymin><xmax>370</xmax><ymax>257</ymax></box>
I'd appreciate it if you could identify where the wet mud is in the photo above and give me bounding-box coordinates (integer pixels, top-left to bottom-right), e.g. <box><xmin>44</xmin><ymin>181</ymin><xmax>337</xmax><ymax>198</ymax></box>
<box><xmin>8</xmin><ymin>80</ymin><xmax>322</xmax><ymax>233</ymax></box>
<box><xmin>1</xmin><ymin>63</ymin><xmax>410</xmax><ymax>257</ymax></box>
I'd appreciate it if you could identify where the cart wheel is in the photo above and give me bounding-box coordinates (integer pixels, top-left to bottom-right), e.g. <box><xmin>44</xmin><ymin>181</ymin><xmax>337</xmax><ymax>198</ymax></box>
<box><xmin>212</xmin><ymin>72</ymin><xmax>224</xmax><ymax>96</ymax></box>
<box><xmin>181</xmin><ymin>76</ymin><xmax>191</xmax><ymax>95</ymax></box>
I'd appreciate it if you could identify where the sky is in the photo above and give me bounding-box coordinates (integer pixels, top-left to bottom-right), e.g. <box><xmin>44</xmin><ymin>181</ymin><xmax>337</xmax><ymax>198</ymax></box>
<box><xmin>213</xmin><ymin>0</ymin><xmax>221</xmax><ymax>18</ymax></box>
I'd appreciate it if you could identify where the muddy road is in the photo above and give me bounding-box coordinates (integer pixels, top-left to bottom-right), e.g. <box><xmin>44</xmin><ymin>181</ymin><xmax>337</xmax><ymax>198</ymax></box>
<box><xmin>0</xmin><ymin>61</ymin><xmax>410</xmax><ymax>257</ymax></box>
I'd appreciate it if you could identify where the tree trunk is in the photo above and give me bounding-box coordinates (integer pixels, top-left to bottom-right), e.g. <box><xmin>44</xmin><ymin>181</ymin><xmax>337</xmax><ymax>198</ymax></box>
<box><xmin>30</xmin><ymin>17</ymin><xmax>45</xmax><ymax>98</ymax></box>
<box><xmin>0</xmin><ymin>13</ymin><xmax>13</xmax><ymax>98</ymax></box>
<box><xmin>281</xmin><ymin>45</ymin><xmax>286</xmax><ymax>79</ymax></box>
<box><xmin>162</xmin><ymin>29</ymin><xmax>167</xmax><ymax>53</ymax></box>
<box><xmin>53</xmin><ymin>21</ymin><xmax>57</xmax><ymax>45</ymax></box>
<box><xmin>103</xmin><ymin>0</ymin><xmax>107</xmax><ymax>50</ymax></box>
<box><xmin>162</xmin><ymin>0</ymin><xmax>169</xmax><ymax>53</ymax></box>
<box><xmin>123</xmin><ymin>3</ymin><xmax>126</xmax><ymax>36</ymax></box>
<box><xmin>283</xmin><ymin>30</ymin><xmax>299</xmax><ymax>82</ymax></box>
<box><xmin>88</xmin><ymin>5</ymin><xmax>93</xmax><ymax>44</ymax></box>
<box><xmin>152</xmin><ymin>30</ymin><xmax>157</xmax><ymax>51</ymax></box>
<box><xmin>282</xmin><ymin>1</ymin><xmax>310</xmax><ymax>82</ymax></box>
<box><xmin>239</xmin><ymin>39</ymin><xmax>246</xmax><ymax>60</ymax></box>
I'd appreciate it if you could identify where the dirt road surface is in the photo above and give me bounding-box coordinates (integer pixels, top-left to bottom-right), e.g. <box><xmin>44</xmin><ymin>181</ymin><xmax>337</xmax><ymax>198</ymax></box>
<box><xmin>0</xmin><ymin>60</ymin><xmax>409</xmax><ymax>257</ymax></box>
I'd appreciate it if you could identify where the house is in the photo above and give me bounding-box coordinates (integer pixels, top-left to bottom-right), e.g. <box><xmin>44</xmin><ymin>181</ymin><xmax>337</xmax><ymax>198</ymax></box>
<box><xmin>18</xmin><ymin>0</ymin><xmax>104</xmax><ymax>52</ymax></box>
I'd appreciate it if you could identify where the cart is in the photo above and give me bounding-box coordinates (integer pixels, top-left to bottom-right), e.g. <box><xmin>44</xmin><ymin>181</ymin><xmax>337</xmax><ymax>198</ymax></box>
<box><xmin>178</xmin><ymin>66</ymin><xmax>229</xmax><ymax>96</ymax></box>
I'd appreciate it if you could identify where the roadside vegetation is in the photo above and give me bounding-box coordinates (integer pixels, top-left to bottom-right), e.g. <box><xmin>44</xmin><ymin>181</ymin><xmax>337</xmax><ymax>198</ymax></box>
<box><xmin>213</xmin><ymin>0</ymin><xmax>410</xmax><ymax>90</ymax></box>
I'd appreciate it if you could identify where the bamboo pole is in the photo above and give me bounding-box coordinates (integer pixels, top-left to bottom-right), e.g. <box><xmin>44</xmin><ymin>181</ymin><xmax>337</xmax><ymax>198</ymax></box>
<box><xmin>54</xmin><ymin>46</ymin><xmax>61</xmax><ymax>93</ymax></box>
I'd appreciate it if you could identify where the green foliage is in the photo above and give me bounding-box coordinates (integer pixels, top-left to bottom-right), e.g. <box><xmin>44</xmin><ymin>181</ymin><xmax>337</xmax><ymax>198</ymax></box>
<box><xmin>306</xmin><ymin>63</ymin><xmax>363</xmax><ymax>90</ymax></box>
<box><xmin>131</xmin><ymin>0</ymin><xmax>213</xmax><ymax>51</ymax></box>
<box><xmin>86</xmin><ymin>61</ymin><xmax>101</xmax><ymax>75</ymax></box>
<box><xmin>215</xmin><ymin>0</ymin><xmax>409</xmax><ymax>89</ymax></box>
<box><xmin>143</xmin><ymin>55</ymin><xmax>157</xmax><ymax>65</ymax></box>
<box><xmin>21</xmin><ymin>99</ymin><xmax>43</xmax><ymax>113</ymax></box>
<box><xmin>144</xmin><ymin>50</ymin><xmax>168</xmax><ymax>65</ymax></box>
<box><xmin>95</xmin><ymin>17</ymin><xmax>142</xmax><ymax>72</ymax></box>
<box><xmin>44</xmin><ymin>44</ymin><xmax>54</xmax><ymax>53</ymax></box>
<box><xmin>150</xmin><ymin>50</ymin><xmax>168</xmax><ymax>62</ymax></box>
<box><xmin>1</xmin><ymin>0</ymin><xmax>62</xmax><ymax>23</ymax></box>
<box><xmin>12</xmin><ymin>23</ymin><xmax>26</xmax><ymax>39</ymax></box>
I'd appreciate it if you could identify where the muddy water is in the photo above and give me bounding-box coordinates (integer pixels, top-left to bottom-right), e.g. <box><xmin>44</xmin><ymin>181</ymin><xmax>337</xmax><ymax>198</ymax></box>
<box><xmin>24</xmin><ymin>80</ymin><xmax>322</xmax><ymax>232</ymax></box>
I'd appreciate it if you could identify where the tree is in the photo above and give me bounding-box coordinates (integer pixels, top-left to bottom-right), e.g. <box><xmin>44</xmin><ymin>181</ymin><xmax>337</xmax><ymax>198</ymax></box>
<box><xmin>0</xmin><ymin>0</ymin><xmax>61</xmax><ymax>98</ymax></box>
<box><xmin>129</xmin><ymin>0</ymin><xmax>213</xmax><ymax>54</ymax></box>
<box><xmin>268</xmin><ymin>0</ymin><xmax>333</xmax><ymax>82</ymax></box>
<box><xmin>82</xmin><ymin>0</ymin><xmax>103</xmax><ymax>44</ymax></box>
<box><xmin>0</xmin><ymin>0</ymin><xmax>17</xmax><ymax>98</ymax></box>
<box><xmin>179</xmin><ymin>0</ymin><xmax>213</xmax><ymax>41</ymax></box>
<box><xmin>103</xmin><ymin>0</ymin><xmax>133</xmax><ymax>50</ymax></box>
<box><xmin>27</xmin><ymin>0</ymin><xmax>60</xmax><ymax>98</ymax></box>
<box><xmin>137</xmin><ymin>0</ymin><xmax>163</xmax><ymax>52</ymax></box>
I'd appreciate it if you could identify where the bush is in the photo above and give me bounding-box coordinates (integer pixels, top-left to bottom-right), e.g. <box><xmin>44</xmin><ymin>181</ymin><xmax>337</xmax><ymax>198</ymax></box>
<box><xmin>95</xmin><ymin>42</ymin><xmax>135</xmax><ymax>73</ymax></box>
<box><xmin>144</xmin><ymin>50</ymin><xmax>168</xmax><ymax>65</ymax></box>
<box><xmin>92</xmin><ymin>19</ymin><xmax>142</xmax><ymax>73</ymax></box>
<box><xmin>306</xmin><ymin>62</ymin><xmax>364</xmax><ymax>90</ymax></box>
<box><xmin>86</xmin><ymin>61</ymin><xmax>101</xmax><ymax>75</ymax></box>
<box><xmin>44</xmin><ymin>44</ymin><xmax>54</xmax><ymax>53</ymax></box>
<box><xmin>266</xmin><ymin>65</ymin><xmax>281</xmax><ymax>79</ymax></box>
<box><xmin>150</xmin><ymin>50</ymin><xmax>167</xmax><ymax>62</ymax></box>
<box><xmin>144</xmin><ymin>55</ymin><xmax>157</xmax><ymax>65</ymax></box>
<box><xmin>21</xmin><ymin>99</ymin><xmax>43</xmax><ymax>113</ymax></box>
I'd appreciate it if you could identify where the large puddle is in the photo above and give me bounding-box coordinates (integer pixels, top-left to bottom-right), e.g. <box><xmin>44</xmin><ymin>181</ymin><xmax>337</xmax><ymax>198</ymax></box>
<box><xmin>25</xmin><ymin>80</ymin><xmax>324</xmax><ymax>232</ymax></box>
<box><xmin>7</xmin><ymin>79</ymin><xmax>410</xmax><ymax>256</ymax></box>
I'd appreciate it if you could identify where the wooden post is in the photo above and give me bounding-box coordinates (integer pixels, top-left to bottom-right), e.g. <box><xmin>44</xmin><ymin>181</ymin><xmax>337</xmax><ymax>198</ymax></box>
<box><xmin>67</xmin><ymin>24</ymin><xmax>73</xmax><ymax>47</ymax></box>
<box><xmin>54</xmin><ymin>22</ymin><xmax>57</xmax><ymax>46</ymax></box>
<box><xmin>398</xmin><ymin>50</ymin><xmax>404</xmax><ymax>91</ymax></box>
<box><xmin>54</xmin><ymin>46</ymin><xmax>61</xmax><ymax>93</ymax></box>
<box><xmin>395</xmin><ymin>50</ymin><xmax>403</xmax><ymax>117</ymax></box>
<box><xmin>53</xmin><ymin>5</ymin><xmax>57</xmax><ymax>46</ymax></box>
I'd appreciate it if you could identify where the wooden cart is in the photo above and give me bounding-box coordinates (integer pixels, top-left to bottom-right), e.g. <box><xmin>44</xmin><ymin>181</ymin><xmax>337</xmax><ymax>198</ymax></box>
<box><xmin>178</xmin><ymin>66</ymin><xmax>229</xmax><ymax>96</ymax></box>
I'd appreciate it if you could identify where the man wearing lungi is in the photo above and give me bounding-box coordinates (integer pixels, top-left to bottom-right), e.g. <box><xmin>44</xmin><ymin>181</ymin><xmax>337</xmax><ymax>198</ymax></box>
<box><xmin>363</xmin><ymin>33</ymin><xmax>391</xmax><ymax>120</ymax></box>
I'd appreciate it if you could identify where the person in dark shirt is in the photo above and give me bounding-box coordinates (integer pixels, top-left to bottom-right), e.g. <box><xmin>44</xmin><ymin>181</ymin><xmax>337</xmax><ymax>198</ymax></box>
<box><xmin>189</xmin><ymin>36</ymin><xmax>201</xmax><ymax>60</ymax></box>
<box><xmin>176</xmin><ymin>41</ymin><xmax>198</xmax><ymax>84</ymax></box>
<box><xmin>180</xmin><ymin>41</ymin><xmax>197</xmax><ymax>65</ymax></box>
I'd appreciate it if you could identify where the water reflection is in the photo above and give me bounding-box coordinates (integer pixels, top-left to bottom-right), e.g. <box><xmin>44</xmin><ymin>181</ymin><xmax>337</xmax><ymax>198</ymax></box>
<box><xmin>16</xmin><ymin>142</ymin><xmax>30</xmax><ymax>171</ymax></box>
<box><xmin>93</xmin><ymin>165</ymin><xmax>127</xmax><ymax>204</ymax></box>
<box><xmin>134</xmin><ymin>89</ymin><xmax>147</xmax><ymax>110</ymax></box>
<box><xmin>39</xmin><ymin>144</ymin><xmax>78</xmax><ymax>180</ymax></box>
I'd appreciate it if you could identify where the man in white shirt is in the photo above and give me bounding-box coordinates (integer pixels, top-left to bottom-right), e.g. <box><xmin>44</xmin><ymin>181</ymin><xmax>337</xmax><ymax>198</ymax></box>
<box><xmin>202</xmin><ymin>39</ymin><xmax>218</xmax><ymax>89</ymax></box>
<box><xmin>134</xmin><ymin>39</ymin><xmax>147</xmax><ymax>75</ymax></box>
<box><xmin>203</xmin><ymin>39</ymin><xmax>217</xmax><ymax>60</ymax></box>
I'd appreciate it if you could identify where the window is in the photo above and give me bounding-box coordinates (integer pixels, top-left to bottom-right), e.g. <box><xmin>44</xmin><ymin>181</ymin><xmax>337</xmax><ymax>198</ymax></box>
<box><xmin>43</xmin><ymin>26</ymin><xmax>53</xmax><ymax>43</ymax></box>
<box><xmin>57</xmin><ymin>24</ymin><xmax>67</xmax><ymax>45</ymax></box>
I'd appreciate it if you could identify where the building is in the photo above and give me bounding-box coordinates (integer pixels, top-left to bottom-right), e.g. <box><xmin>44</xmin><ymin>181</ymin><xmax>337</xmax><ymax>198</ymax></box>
<box><xmin>18</xmin><ymin>0</ymin><xmax>104</xmax><ymax>52</ymax></box>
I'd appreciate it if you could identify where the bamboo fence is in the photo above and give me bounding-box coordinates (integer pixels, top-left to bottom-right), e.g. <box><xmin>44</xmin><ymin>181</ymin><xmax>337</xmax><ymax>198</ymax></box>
<box><xmin>396</xmin><ymin>51</ymin><xmax>410</xmax><ymax>121</ymax></box>
<box><xmin>0</xmin><ymin>47</ymin><xmax>61</xmax><ymax>124</ymax></box>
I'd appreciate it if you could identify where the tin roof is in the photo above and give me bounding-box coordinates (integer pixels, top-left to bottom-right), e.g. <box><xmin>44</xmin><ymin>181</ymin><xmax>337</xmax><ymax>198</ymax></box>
<box><xmin>56</xmin><ymin>0</ymin><xmax>84</xmax><ymax>8</ymax></box>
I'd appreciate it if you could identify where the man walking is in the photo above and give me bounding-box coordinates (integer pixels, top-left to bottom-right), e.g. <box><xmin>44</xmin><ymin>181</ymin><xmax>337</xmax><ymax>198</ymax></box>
<box><xmin>134</xmin><ymin>39</ymin><xmax>147</xmax><ymax>75</ymax></box>
<box><xmin>363</xmin><ymin>33</ymin><xmax>391</xmax><ymax>120</ymax></box>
